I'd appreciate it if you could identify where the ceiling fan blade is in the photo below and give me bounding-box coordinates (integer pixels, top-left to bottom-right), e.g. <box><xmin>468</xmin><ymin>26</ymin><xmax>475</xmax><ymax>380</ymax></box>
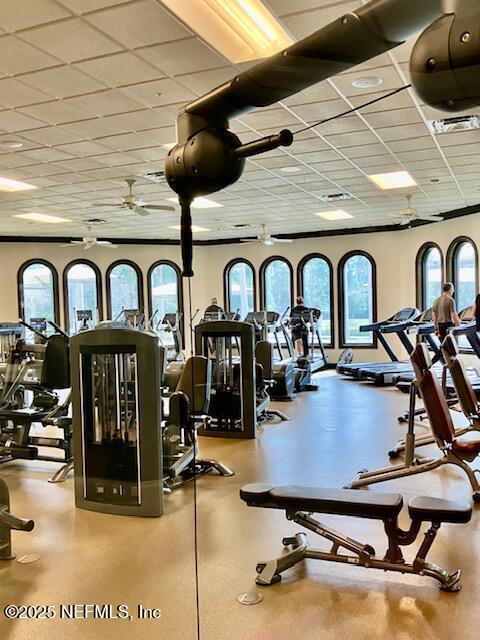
<box><xmin>134</xmin><ymin>205</ymin><xmax>150</xmax><ymax>216</ymax></box>
<box><xmin>142</xmin><ymin>204</ymin><xmax>176</xmax><ymax>211</ymax></box>
<box><xmin>272</xmin><ymin>238</ymin><xmax>293</xmax><ymax>243</ymax></box>
<box><xmin>418</xmin><ymin>215</ymin><xmax>442</xmax><ymax>222</ymax></box>
<box><xmin>240</xmin><ymin>239</ymin><xmax>258</xmax><ymax>243</ymax></box>
<box><xmin>91</xmin><ymin>202</ymin><xmax>123</xmax><ymax>207</ymax></box>
<box><xmin>105</xmin><ymin>244</ymin><xmax>118</xmax><ymax>249</ymax></box>
<box><xmin>60</xmin><ymin>242</ymin><xmax>82</xmax><ymax>247</ymax></box>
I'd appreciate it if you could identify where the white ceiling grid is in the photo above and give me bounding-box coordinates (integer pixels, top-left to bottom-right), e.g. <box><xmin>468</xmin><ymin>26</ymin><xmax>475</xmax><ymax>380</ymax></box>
<box><xmin>0</xmin><ymin>0</ymin><xmax>475</xmax><ymax>240</ymax></box>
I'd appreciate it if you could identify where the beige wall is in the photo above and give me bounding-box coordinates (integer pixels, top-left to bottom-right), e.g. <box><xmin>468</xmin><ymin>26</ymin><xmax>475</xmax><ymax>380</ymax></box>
<box><xmin>3</xmin><ymin>211</ymin><xmax>480</xmax><ymax>361</ymax></box>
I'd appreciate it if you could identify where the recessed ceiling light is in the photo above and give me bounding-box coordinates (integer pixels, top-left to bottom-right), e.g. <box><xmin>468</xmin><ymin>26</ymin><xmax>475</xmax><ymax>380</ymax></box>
<box><xmin>167</xmin><ymin>196</ymin><xmax>222</xmax><ymax>209</ymax></box>
<box><xmin>280</xmin><ymin>166</ymin><xmax>301</xmax><ymax>173</ymax></box>
<box><xmin>314</xmin><ymin>210</ymin><xmax>353</xmax><ymax>221</ymax></box>
<box><xmin>352</xmin><ymin>76</ymin><xmax>384</xmax><ymax>89</ymax></box>
<box><xmin>0</xmin><ymin>177</ymin><xmax>37</xmax><ymax>192</ymax></box>
<box><xmin>14</xmin><ymin>212</ymin><xmax>71</xmax><ymax>224</ymax></box>
<box><xmin>169</xmin><ymin>224</ymin><xmax>210</xmax><ymax>232</ymax></box>
<box><xmin>0</xmin><ymin>140</ymin><xmax>24</xmax><ymax>149</ymax></box>
<box><xmin>368</xmin><ymin>171</ymin><xmax>417</xmax><ymax>190</ymax></box>
<box><xmin>159</xmin><ymin>0</ymin><xmax>293</xmax><ymax>63</ymax></box>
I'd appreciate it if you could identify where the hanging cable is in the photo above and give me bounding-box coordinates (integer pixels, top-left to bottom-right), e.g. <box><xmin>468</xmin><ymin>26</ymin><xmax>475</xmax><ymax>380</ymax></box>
<box><xmin>292</xmin><ymin>84</ymin><xmax>412</xmax><ymax>137</ymax></box>
<box><xmin>187</xmin><ymin>275</ymin><xmax>201</xmax><ymax>640</ymax></box>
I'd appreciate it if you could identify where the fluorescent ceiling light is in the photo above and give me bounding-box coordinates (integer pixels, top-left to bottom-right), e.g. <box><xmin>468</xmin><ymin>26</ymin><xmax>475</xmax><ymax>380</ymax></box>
<box><xmin>14</xmin><ymin>212</ymin><xmax>71</xmax><ymax>224</ymax></box>
<box><xmin>0</xmin><ymin>140</ymin><xmax>24</xmax><ymax>149</ymax></box>
<box><xmin>159</xmin><ymin>0</ymin><xmax>293</xmax><ymax>63</ymax></box>
<box><xmin>0</xmin><ymin>177</ymin><xmax>37</xmax><ymax>192</ymax></box>
<box><xmin>314</xmin><ymin>209</ymin><xmax>353</xmax><ymax>221</ymax></box>
<box><xmin>280</xmin><ymin>166</ymin><xmax>301</xmax><ymax>173</ymax></box>
<box><xmin>368</xmin><ymin>171</ymin><xmax>417</xmax><ymax>190</ymax></box>
<box><xmin>167</xmin><ymin>196</ymin><xmax>222</xmax><ymax>209</ymax></box>
<box><xmin>169</xmin><ymin>224</ymin><xmax>210</xmax><ymax>232</ymax></box>
<box><xmin>162</xmin><ymin>142</ymin><xmax>176</xmax><ymax>150</ymax></box>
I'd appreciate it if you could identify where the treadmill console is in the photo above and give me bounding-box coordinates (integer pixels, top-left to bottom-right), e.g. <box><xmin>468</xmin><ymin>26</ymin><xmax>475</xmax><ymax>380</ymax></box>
<box><xmin>392</xmin><ymin>308</ymin><xmax>419</xmax><ymax>322</ymax></box>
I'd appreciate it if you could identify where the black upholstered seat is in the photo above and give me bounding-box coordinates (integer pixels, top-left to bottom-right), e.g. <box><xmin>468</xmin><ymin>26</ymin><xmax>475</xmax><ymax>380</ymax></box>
<box><xmin>408</xmin><ymin>496</ymin><xmax>472</xmax><ymax>524</ymax></box>
<box><xmin>240</xmin><ymin>484</ymin><xmax>403</xmax><ymax>520</ymax></box>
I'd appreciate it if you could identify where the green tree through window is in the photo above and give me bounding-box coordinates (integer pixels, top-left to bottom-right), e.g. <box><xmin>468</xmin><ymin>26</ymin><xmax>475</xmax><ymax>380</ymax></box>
<box><xmin>109</xmin><ymin>263</ymin><xmax>139</xmax><ymax>319</ymax></box>
<box><xmin>302</xmin><ymin>256</ymin><xmax>332</xmax><ymax>344</ymax></box>
<box><xmin>423</xmin><ymin>247</ymin><xmax>442</xmax><ymax>309</ymax></box>
<box><xmin>454</xmin><ymin>242</ymin><xmax>476</xmax><ymax>312</ymax></box>
<box><xmin>150</xmin><ymin>263</ymin><xmax>179</xmax><ymax>319</ymax></box>
<box><xmin>228</xmin><ymin>262</ymin><xmax>254</xmax><ymax>319</ymax></box>
<box><xmin>264</xmin><ymin>259</ymin><xmax>291</xmax><ymax>315</ymax></box>
<box><xmin>21</xmin><ymin>262</ymin><xmax>56</xmax><ymax>324</ymax></box>
<box><xmin>66</xmin><ymin>263</ymin><xmax>98</xmax><ymax>333</ymax></box>
<box><xmin>343</xmin><ymin>254</ymin><xmax>374</xmax><ymax>345</ymax></box>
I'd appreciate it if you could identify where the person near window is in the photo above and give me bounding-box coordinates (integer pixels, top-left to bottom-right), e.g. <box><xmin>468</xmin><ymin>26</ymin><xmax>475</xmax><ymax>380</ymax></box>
<box><xmin>204</xmin><ymin>297</ymin><xmax>226</xmax><ymax>319</ymax></box>
<box><xmin>432</xmin><ymin>283</ymin><xmax>461</xmax><ymax>362</ymax></box>
<box><xmin>290</xmin><ymin>296</ymin><xmax>310</xmax><ymax>357</ymax></box>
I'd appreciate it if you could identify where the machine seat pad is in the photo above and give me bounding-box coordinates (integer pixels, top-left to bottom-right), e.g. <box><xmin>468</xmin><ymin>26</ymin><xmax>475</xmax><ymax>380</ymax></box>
<box><xmin>240</xmin><ymin>484</ymin><xmax>403</xmax><ymax>520</ymax></box>
<box><xmin>408</xmin><ymin>496</ymin><xmax>472</xmax><ymax>524</ymax></box>
<box><xmin>452</xmin><ymin>438</ymin><xmax>480</xmax><ymax>462</ymax></box>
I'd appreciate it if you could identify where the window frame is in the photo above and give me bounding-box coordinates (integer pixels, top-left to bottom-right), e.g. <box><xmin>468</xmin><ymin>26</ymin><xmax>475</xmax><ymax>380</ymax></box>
<box><xmin>223</xmin><ymin>258</ymin><xmax>257</xmax><ymax>315</ymax></box>
<box><xmin>17</xmin><ymin>258</ymin><xmax>60</xmax><ymax>325</ymax></box>
<box><xmin>259</xmin><ymin>255</ymin><xmax>294</xmax><ymax>313</ymax></box>
<box><xmin>446</xmin><ymin>236</ymin><xmax>479</xmax><ymax>312</ymax></box>
<box><xmin>297</xmin><ymin>253</ymin><xmax>334</xmax><ymax>348</ymax></box>
<box><xmin>416</xmin><ymin>242</ymin><xmax>444</xmax><ymax>311</ymax></box>
<box><xmin>63</xmin><ymin>259</ymin><xmax>103</xmax><ymax>332</ymax></box>
<box><xmin>105</xmin><ymin>259</ymin><xmax>144</xmax><ymax>320</ymax></box>
<box><xmin>147</xmin><ymin>259</ymin><xmax>183</xmax><ymax>333</ymax></box>
<box><xmin>338</xmin><ymin>250</ymin><xmax>377</xmax><ymax>349</ymax></box>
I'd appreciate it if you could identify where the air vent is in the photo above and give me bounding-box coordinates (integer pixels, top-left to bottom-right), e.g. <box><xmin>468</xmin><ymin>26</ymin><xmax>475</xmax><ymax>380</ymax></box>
<box><xmin>427</xmin><ymin>115</ymin><xmax>480</xmax><ymax>135</ymax></box>
<box><xmin>81</xmin><ymin>218</ymin><xmax>107</xmax><ymax>225</ymax></box>
<box><xmin>319</xmin><ymin>193</ymin><xmax>352</xmax><ymax>202</ymax></box>
<box><xmin>138</xmin><ymin>171</ymin><xmax>165</xmax><ymax>183</ymax></box>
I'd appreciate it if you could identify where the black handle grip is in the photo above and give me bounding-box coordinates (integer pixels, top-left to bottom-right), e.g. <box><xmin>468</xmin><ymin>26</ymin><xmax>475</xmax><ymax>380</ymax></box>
<box><xmin>233</xmin><ymin>129</ymin><xmax>293</xmax><ymax>158</ymax></box>
<box><xmin>0</xmin><ymin>508</ymin><xmax>34</xmax><ymax>532</ymax></box>
<box><xmin>180</xmin><ymin>198</ymin><xmax>194</xmax><ymax>277</ymax></box>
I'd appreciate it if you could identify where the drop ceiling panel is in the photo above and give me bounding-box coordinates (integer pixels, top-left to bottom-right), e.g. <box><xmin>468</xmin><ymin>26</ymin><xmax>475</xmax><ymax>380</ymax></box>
<box><xmin>21</xmin><ymin>66</ymin><xmax>108</xmax><ymax>99</ymax></box>
<box><xmin>0</xmin><ymin>35</ymin><xmax>59</xmax><ymax>74</ymax></box>
<box><xmin>137</xmin><ymin>38</ymin><xmax>226</xmax><ymax>76</ymax></box>
<box><xmin>20</xmin><ymin>18</ymin><xmax>122</xmax><ymax>63</ymax></box>
<box><xmin>85</xmin><ymin>0</ymin><xmax>191</xmax><ymax>48</ymax></box>
<box><xmin>0</xmin><ymin>0</ymin><xmax>70</xmax><ymax>32</ymax></box>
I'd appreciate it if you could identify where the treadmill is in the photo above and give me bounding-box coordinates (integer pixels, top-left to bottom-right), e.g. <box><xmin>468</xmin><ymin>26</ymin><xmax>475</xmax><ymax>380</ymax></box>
<box><xmin>396</xmin><ymin>307</ymin><xmax>480</xmax><ymax>393</ymax></box>
<box><xmin>337</xmin><ymin>307</ymin><xmax>420</xmax><ymax>382</ymax></box>
<box><xmin>357</xmin><ymin>309</ymin><xmax>425</xmax><ymax>386</ymax></box>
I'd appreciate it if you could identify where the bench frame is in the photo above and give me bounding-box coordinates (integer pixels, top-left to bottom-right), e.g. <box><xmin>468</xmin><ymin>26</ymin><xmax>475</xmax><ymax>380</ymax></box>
<box><xmin>255</xmin><ymin>508</ymin><xmax>462</xmax><ymax>592</ymax></box>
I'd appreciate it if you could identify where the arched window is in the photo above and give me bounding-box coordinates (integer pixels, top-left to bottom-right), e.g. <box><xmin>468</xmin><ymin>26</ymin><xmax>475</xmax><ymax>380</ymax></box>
<box><xmin>416</xmin><ymin>243</ymin><xmax>443</xmax><ymax>310</ymax></box>
<box><xmin>147</xmin><ymin>260</ymin><xmax>182</xmax><ymax>321</ymax></box>
<box><xmin>106</xmin><ymin>260</ymin><xmax>143</xmax><ymax>320</ymax></box>
<box><xmin>260</xmin><ymin>257</ymin><xmax>293</xmax><ymax>315</ymax></box>
<box><xmin>447</xmin><ymin>237</ymin><xmax>479</xmax><ymax>313</ymax></box>
<box><xmin>18</xmin><ymin>259</ymin><xmax>59</xmax><ymax>326</ymax></box>
<box><xmin>339</xmin><ymin>251</ymin><xmax>376</xmax><ymax>347</ymax></box>
<box><xmin>298</xmin><ymin>254</ymin><xmax>333</xmax><ymax>347</ymax></box>
<box><xmin>63</xmin><ymin>260</ymin><xmax>102</xmax><ymax>333</ymax></box>
<box><xmin>224</xmin><ymin>259</ymin><xmax>255</xmax><ymax>319</ymax></box>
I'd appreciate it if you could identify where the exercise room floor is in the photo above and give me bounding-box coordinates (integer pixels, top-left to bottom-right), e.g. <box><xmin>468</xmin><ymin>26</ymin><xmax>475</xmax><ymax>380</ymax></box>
<box><xmin>1</xmin><ymin>372</ymin><xmax>479</xmax><ymax>640</ymax></box>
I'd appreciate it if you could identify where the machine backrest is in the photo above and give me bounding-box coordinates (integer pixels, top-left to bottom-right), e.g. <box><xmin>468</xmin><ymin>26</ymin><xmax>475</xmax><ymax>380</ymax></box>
<box><xmin>176</xmin><ymin>356</ymin><xmax>211</xmax><ymax>415</ymax></box>
<box><xmin>41</xmin><ymin>334</ymin><xmax>70</xmax><ymax>389</ymax></box>
<box><xmin>255</xmin><ymin>341</ymin><xmax>273</xmax><ymax>380</ymax></box>
<box><xmin>411</xmin><ymin>343</ymin><xmax>455</xmax><ymax>444</ymax></box>
<box><xmin>168</xmin><ymin>391</ymin><xmax>190</xmax><ymax>428</ymax></box>
<box><xmin>442</xmin><ymin>335</ymin><xmax>478</xmax><ymax>418</ymax></box>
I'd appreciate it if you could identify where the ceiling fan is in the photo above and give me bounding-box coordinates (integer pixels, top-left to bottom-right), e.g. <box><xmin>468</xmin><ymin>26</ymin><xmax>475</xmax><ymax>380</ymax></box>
<box><xmin>61</xmin><ymin>226</ymin><xmax>118</xmax><ymax>250</ymax></box>
<box><xmin>389</xmin><ymin>195</ymin><xmax>442</xmax><ymax>226</ymax></box>
<box><xmin>240</xmin><ymin>224</ymin><xmax>294</xmax><ymax>246</ymax></box>
<box><xmin>91</xmin><ymin>178</ymin><xmax>176</xmax><ymax>216</ymax></box>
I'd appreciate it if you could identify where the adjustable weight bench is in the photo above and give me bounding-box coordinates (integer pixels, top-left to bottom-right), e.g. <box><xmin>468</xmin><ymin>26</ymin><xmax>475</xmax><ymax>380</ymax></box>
<box><xmin>240</xmin><ymin>484</ymin><xmax>471</xmax><ymax>592</ymax></box>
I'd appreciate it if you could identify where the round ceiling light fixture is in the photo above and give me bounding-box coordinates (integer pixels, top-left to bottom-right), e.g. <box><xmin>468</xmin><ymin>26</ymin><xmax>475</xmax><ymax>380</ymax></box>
<box><xmin>0</xmin><ymin>139</ymin><xmax>24</xmax><ymax>149</ymax></box>
<box><xmin>352</xmin><ymin>77</ymin><xmax>383</xmax><ymax>89</ymax></box>
<box><xmin>280</xmin><ymin>166</ymin><xmax>301</xmax><ymax>173</ymax></box>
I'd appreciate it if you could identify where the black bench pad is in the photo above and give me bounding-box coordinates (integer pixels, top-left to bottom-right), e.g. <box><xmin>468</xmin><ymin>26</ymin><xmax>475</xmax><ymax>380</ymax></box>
<box><xmin>240</xmin><ymin>484</ymin><xmax>403</xmax><ymax>520</ymax></box>
<box><xmin>408</xmin><ymin>496</ymin><xmax>472</xmax><ymax>524</ymax></box>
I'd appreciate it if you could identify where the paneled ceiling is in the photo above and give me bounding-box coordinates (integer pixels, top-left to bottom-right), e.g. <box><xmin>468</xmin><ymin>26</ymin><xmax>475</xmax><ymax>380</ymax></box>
<box><xmin>0</xmin><ymin>0</ymin><xmax>478</xmax><ymax>241</ymax></box>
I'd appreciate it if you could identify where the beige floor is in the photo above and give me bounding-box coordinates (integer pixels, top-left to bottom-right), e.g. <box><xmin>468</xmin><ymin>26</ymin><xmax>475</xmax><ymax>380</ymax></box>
<box><xmin>1</xmin><ymin>373</ymin><xmax>479</xmax><ymax>640</ymax></box>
